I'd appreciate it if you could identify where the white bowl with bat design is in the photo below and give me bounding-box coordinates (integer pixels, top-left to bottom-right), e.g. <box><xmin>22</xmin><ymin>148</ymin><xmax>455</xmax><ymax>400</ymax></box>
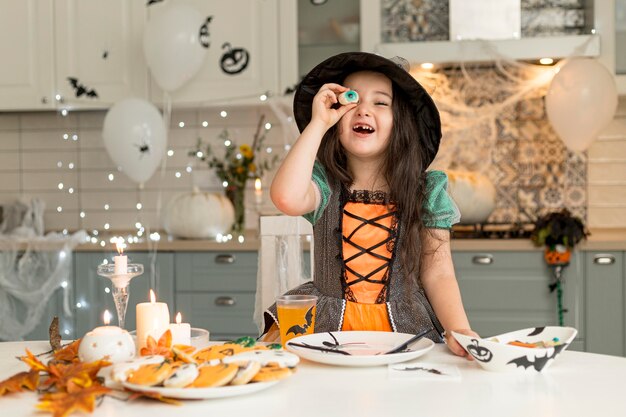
<box><xmin>451</xmin><ymin>326</ymin><xmax>577</xmax><ymax>372</ymax></box>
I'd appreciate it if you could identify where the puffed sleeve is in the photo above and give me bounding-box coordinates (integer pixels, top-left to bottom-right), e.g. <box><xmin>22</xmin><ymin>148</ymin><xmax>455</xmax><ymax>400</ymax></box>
<box><xmin>422</xmin><ymin>170</ymin><xmax>461</xmax><ymax>229</ymax></box>
<box><xmin>302</xmin><ymin>160</ymin><xmax>331</xmax><ymax>225</ymax></box>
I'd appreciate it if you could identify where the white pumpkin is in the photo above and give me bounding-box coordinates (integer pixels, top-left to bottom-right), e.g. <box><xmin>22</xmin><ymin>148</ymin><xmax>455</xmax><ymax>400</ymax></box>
<box><xmin>163</xmin><ymin>187</ymin><xmax>235</xmax><ymax>239</ymax></box>
<box><xmin>445</xmin><ymin>170</ymin><xmax>496</xmax><ymax>224</ymax></box>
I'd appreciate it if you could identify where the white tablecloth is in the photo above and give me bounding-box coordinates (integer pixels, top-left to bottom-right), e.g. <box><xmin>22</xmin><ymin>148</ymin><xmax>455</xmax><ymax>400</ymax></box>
<box><xmin>1</xmin><ymin>341</ymin><xmax>626</xmax><ymax>417</ymax></box>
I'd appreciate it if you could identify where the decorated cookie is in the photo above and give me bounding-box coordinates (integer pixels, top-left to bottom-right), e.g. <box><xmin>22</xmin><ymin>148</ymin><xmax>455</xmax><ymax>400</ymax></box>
<box><xmin>194</xmin><ymin>343</ymin><xmax>245</xmax><ymax>363</ymax></box>
<box><xmin>111</xmin><ymin>355</ymin><xmax>166</xmax><ymax>382</ymax></box>
<box><xmin>192</xmin><ymin>363</ymin><xmax>238</xmax><ymax>388</ymax></box>
<box><xmin>223</xmin><ymin>349</ymin><xmax>300</xmax><ymax>368</ymax></box>
<box><xmin>126</xmin><ymin>362</ymin><xmax>174</xmax><ymax>386</ymax></box>
<box><xmin>230</xmin><ymin>361</ymin><xmax>262</xmax><ymax>386</ymax></box>
<box><xmin>163</xmin><ymin>363</ymin><xmax>199</xmax><ymax>388</ymax></box>
<box><xmin>338</xmin><ymin>90</ymin><xmax>359</xmax><ymax>105</ymax></box>
<box><xmin>172</xmin><ymin>344</ymin><xmax>196</xmax><ymax>363</ymax></box>
<box><xmin>251</xmin><ymin>364</ymin><xmax>293</xmax><ymax>382</ymax></box>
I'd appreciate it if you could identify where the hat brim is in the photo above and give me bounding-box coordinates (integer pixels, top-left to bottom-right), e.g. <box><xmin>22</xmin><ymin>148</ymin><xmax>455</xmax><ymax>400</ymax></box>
<box><xmin>293</xmin><ymin>52</ymin><xmax>441</xmax><ymax>166</ymax></box>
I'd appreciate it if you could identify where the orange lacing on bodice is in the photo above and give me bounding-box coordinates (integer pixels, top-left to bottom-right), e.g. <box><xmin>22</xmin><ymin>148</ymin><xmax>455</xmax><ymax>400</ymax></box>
<box><xmin>341</xmin><ymin>193</ymin><xmax>398</xmax><ymax>305</ymax></box>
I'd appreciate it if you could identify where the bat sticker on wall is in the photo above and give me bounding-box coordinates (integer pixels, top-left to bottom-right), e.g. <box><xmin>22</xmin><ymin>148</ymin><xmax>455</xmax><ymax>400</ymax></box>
<box><xmin>286</xmin><ymin>306</ymin><xmax>315</xmax><ymax>336</ymax></box>
<box><xmin>507</xmin><ymin>344</ymin><xmax>568</xmax><ymax>371</ymax></box>
<box><xmin>146</xmin><ymin>0</ymin><xmax>164</xmax><ymax>6</ymax></box>
<box><xmin>220</xmin><ymin>43</ymin><xmax>250</xmax><ymax>75</ymax></box>
<box><xmin>67</xmin><ymin>77</ymin><xmax>98</xmax><ymax>98</ymax></box>
<box><xmin>199</xmin><ymin>16</ymin><xmax>213</xmax><ymax>48</ymax></box>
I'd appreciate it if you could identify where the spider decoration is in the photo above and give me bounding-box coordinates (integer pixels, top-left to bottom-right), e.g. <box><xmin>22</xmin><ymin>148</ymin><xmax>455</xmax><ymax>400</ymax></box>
<box><xmin>134</xmin><ymin>136</ymin><xmax>151</xmax><ymax>159</ymax></box>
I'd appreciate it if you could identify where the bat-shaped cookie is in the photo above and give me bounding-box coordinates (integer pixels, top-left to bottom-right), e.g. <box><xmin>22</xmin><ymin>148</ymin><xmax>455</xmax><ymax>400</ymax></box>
<box><xmin>507</xmin><ymin>343</ymin><xmax>567</xmax><ymax>371</ymax></box>
<box><xmin>286</xmin><ymin>305</ymin><xmax>315</xmax><ymax>336</ymax></box>
<box><xmin>67</xmin><ymin>77</ymin><xmax>98</xmax><ymax>98</ymax></box>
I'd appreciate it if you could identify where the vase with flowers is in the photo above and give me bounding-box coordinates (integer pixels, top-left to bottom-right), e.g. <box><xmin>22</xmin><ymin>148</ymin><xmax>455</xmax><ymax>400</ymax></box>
<box><xmin>530</xmin><ymin>208</ymin><xmax>589</xmax><ymax>325</ymax></box>
<box><xmin>189</xmin><ymin>115</ymin><xmax>278</xmax><ymax>235</ymax></box>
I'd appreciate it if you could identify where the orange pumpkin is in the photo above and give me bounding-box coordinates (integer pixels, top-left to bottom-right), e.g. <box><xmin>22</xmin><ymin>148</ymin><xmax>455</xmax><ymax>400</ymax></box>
<box><xmin>544</xmin><ymin>248</ymin><xmax>571</xmax><ymax>266</ymax></box>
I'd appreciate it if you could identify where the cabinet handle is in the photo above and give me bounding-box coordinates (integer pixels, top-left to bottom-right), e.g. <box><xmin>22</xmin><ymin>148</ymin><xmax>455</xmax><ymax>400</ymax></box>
<box><xmin>472</xmin><ymin>254</ymin><xmax>493</xmax><ymax>265</ymax></box>
<box><xmin>41</xmin><ymin>96</ymin><xmax>48</xmax><ymax>104</ymax></box>
<box><xmin>215</xmin><ymin>296</ymin><xmax>236</xmax><ymax>306</ymax></box>
<box><xmin>593</xmin><ymin>254</ymin><xmax>616</xmax><ymax>265</ymax></box>
<box><xmin>215</xmin><ymin>254</ymin><xmax>235</xmax><ymax>264</ymax></box>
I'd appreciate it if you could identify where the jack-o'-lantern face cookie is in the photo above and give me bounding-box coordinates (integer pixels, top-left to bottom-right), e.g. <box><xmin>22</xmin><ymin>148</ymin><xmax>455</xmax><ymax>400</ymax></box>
<box><xmin>250</xmin><ymin>364</ymin><xmax>293</xmax><ymax>382</ymax></box>
<box><xmin>126</xmin><ymin>362</ymin><xmax>174</xmax><ymax>386</ymax></box>
<box><xmin>191</xmin><ymin>363</ymin><xmax>238</xmax><ymax>388</ymax></box>
<box><xmin>193</xmin><ymin>343</ymin><xmax>244</xmax><ymax>363</ymax></box>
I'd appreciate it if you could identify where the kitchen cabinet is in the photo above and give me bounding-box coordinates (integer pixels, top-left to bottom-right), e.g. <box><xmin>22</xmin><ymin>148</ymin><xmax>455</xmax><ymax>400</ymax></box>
<box><xmin>0</xmin><ymin>0</ymin><xmax>55</xmax><ymax>110</ymax></box>
<box><xmin>454</xmin><ymin>251</ymin><xmax>585</xmax><ymax>352</ymax></box>
<box><xmin>73</xmin><ymin>252</ymin><xmax>174</xmax><ymax>338</ymax></box>
<box><xmin>174</xmin><ymin>252</ymin><xmax>258</xmax><ymax>340</ymax></box>
<box><xmin>596</xmin><ymin>0</ymin><xmax>626</xmax><ymax>94</ymax></box>
<box><xmin>0</xmin><ymin>0</ymin><xmax>147</xmax><ymax>111</ymax></box>
<box><xmin>585</xmin><ymin>251</ymin><xmax>625</xmax><ymax>356</ymax></box>
<box><xmin>149</xmin><ymin>0</ymin><xmax>280</xmax><ymax>106</ymax></box>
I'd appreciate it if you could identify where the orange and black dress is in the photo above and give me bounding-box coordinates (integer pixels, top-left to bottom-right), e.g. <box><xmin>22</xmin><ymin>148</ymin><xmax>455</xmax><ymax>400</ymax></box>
<box><xmin>263</xmin><ymin>162</ymin><xmax>460</xmax><ymax>342</ymax></box>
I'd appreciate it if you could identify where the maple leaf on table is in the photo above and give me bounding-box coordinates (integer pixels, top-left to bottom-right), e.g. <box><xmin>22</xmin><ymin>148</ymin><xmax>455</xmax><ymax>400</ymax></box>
<box><xmin>36</xmin><ymin>383</ymin><xmax>111</xmax><ymax>417</ymax></box>
<box><xmin>53</xmin><ymin>340</ymin><xmax>82</xmax><ymax>363</ymax></box>
<box><xmin>140</xmin><ymin>329</ymin><xmax>173</xmax><ymax>358</ymax></box>
<box><xmin>0</xmin><ymin>370</ymin><xmax>39</xmax><ymax>396</ymax></box>
<box><xmin>43</xmin><ymin>360</ymin><xmax>111</xmax><ymax>392</ymax></box>
<box><xmin>19</xmin><ymin>349</ymin><xmax>49</xmax><ymax>373</ymax></box>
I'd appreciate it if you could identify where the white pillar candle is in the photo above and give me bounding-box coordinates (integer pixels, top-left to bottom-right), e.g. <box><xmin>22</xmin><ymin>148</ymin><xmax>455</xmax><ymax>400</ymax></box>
<box><xmin>169</xmin><ymin>312</ymin><xmax>191</xmax><ymax>346</ymax></box>
<box><xmin>254</xmin><ymin>178</ymin><xmax>263</xmax><ymax>206</ymax></box>
<box><xmin>113</xmin><ymin>241</ymin><xmax>127</xmax><ymax>275</ymax></box>
<box><xmin>136</xmin><ymin>289</ymin><xmax>170</xmax><ymax>351</ymax></box>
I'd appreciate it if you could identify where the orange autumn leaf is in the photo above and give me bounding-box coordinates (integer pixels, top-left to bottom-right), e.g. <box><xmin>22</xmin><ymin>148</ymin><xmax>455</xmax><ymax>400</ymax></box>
<box><xmin>19</xmin><ymin>349</ymin><xmax>49</xmax><ymax>372</ymax></box>
<box><xmin>0</xmin><ymin>370</ymin><xmax>39</xmax><ymax>396</ymax></box>
<box><xmin>140</xmin><ymin>329</ymin><xmax>173</xmax><ymax>357</ymax></box>
<box><xmin>53</xmin><ymin>340</ymin><xmax>82</xmax><ymax>362</ymax></box>
<box><xmin>43</xmin><ymin>360</ymin><xmax>111</xmax><ymax>392</ymax></box>
<box><xmin>36</xmin><ymin>383</ymin><xmax>111</xmax><ymax>417</ymax></box>
<box><xmin>126</xmin><ymin>389</ymin><xmax>182</xmax><ymax>406</ymax></box>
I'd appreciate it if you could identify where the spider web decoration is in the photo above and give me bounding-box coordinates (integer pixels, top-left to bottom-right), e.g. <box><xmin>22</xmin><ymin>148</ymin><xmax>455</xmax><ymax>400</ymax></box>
<box><xmin>410</xmin><ymin>56</ymin><xmax>587</xmax><ymax>223</ymax></box>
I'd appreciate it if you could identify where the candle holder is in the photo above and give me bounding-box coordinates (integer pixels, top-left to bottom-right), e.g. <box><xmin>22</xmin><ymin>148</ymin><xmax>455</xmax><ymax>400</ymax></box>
<box><xmin>97</xmin><ymin>264</ymin><xmax>144</xmax><ymax>329</ymax></box>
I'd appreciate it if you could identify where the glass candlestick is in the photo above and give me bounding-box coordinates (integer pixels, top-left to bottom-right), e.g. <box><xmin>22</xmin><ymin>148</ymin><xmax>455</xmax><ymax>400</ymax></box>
<box><xmin>96</xmin><ymin>264</ymin><xmax>144</xmax><ymax>329</ymax></box>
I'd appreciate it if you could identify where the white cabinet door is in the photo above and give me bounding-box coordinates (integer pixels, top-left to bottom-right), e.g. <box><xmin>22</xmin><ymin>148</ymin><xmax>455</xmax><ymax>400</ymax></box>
<box><xmin>596</xmin><ymin>0</ymin><xmax>626</xmax><ymax>94</ymax></box>
<box><xmin>54</xmin><ymin>0</ymin><xmax>148</xmax><ymax>109</ymax></box>
<box><xmin>149</xmin><ymin>0</ymin><xmax>279</xmax><ymax>105</ymax></box>
<box><xmin>0</xmin><ymin>0</ymin><xmax>55</xmax><ymax>110</ymax></box>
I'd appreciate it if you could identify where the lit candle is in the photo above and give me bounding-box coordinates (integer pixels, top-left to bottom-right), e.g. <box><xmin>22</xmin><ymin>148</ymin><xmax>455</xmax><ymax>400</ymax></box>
<box><xmin>169</xmin><ymin>312</ymin><xmax>191</xmax><ymax>346</ymax></box>
<box><xmin>254</xmin><ymin>178</ymin><xmax>263</xmax><ymax>206</ymax></box>
<box><xmin>135</xmin><ymin>289</ymin><xmax>170</xmax><ymax>351</ymax></box>
<box><xmin>78</xmin><ymin>309</ymin><xmax>135</xmax><ymax>363</ymax></box>
<box><xmin>114</xmin><ymin>241</ymin><xmax>127</xmax><ymax>275</ymax></box>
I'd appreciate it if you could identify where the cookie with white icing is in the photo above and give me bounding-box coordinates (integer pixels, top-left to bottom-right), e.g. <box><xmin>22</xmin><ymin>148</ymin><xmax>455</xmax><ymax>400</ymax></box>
<box><xmin>163</xmin><ymin>363</ymin><xmax>199</xmax><ymax>388</ymax></box>
<box><xmin>111</xmin><ymin>355</ymin><xmax>166</xmax><ymax>382</ymax></box>
<box><xmin>223</xmin><ymin>350</ymin><xmax>300</xmax><ymax>368</ymax></box>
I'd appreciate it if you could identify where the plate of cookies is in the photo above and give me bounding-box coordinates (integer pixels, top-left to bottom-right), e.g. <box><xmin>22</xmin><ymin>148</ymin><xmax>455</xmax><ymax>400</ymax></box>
<box><xmin>108</xmin><ymin>336</ymin><xmax>299</xmax><ymax>400</ymax></box>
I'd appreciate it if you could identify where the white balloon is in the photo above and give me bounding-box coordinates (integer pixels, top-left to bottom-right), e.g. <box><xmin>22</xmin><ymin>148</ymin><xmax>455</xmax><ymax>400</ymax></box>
<box><xmin>144</xmin><ymin>4</ymin><xmax>207</xmax><ymax>92</ymax></box>
<box><xmin>102</xmin><ymin>98</ymin><xmax>166</xmax><ymax>184</ymax></box>
<box><xmin>546</xmin><ymin>58</ymin><xmax>618</xmax><ymax>152</ymax></box>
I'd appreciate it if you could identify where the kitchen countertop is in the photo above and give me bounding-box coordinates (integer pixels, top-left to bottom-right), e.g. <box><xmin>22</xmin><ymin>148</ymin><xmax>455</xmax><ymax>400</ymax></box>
<box><xmin>71</xmin><ymin>228</ymin><xmax>626</xmax><ymax>252</ymax></box>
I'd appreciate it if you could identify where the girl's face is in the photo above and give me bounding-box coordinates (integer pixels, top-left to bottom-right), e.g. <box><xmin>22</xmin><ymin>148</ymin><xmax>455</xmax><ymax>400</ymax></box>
<box><xmin>338</xmin><ymin>71</ymin><xmax>393</xmax><ymax>165</ymax></box>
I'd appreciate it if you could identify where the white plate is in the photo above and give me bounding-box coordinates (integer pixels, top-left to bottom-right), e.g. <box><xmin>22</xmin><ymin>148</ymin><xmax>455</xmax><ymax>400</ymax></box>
<box><xmin>286</xmin><ymin>331</ymin><xmax>435</xmax><ymax>367</ymax></box>
<box><xmin>121</xmin><ymin>380</ymin><xmax>279</xmax><ymax>400</ymax></box>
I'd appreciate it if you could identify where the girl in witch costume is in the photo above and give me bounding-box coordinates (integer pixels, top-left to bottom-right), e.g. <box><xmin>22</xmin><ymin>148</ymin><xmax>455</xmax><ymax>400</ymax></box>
<box><xmin>265</xmin><ymin>52</ymin><xmax>477</xmax><ymax>358</ymax></box>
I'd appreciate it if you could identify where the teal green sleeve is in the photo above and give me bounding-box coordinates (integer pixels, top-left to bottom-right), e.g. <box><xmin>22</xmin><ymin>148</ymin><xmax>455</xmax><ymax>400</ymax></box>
<box><xmin>302</xmin><ymin>161</ymin><xmax>331</xmax><ymax>225</ymax></box>
<box><xmin>422</xmin><ymin>170</ymin><xmax>461</xmax><ymax>229</ymax></box>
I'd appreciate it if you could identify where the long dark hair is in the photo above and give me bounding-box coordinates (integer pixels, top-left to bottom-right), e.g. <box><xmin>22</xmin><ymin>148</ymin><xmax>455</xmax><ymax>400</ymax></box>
<box><xmin>317</xmin><ymin>78</ymin><xmax>431</xmax><ymax>279</ymax></box>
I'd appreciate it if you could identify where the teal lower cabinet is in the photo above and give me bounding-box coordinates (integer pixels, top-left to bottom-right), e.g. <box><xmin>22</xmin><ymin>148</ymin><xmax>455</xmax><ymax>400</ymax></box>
<box><xmin>174</xmin><ymin>252</ymin><xmax>258</xmax><ymax>341</ymax></box>
<box><xmin>454</xmin><ymin>251</ymin><xmax>585</xmax><ymax>351</ymax></box>
<box><xmin>585</xmin><ymin>251</ymin><xmax>625</xmax><ymax>356</ymax></box>
<box><xmin>73</xmin><ymin>252</ymin><xmax>174</xmax><ymax>338</ymax></box>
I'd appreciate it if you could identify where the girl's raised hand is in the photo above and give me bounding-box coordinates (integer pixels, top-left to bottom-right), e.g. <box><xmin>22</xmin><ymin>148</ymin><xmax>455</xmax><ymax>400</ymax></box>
<box><xmin>310</xmin><ymin>83</ymin><xmax>358</xmax><ymax>130</ymax></box>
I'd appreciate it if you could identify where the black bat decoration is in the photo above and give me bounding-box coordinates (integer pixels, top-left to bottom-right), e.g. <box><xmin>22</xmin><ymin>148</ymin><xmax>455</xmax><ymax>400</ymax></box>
<box><xmin>67</xmin><ymin>77</ymin><xmax>98</xmax><ymax>98</ymax></box>
<box><xmin>102</xmin><ymin>50</ymin><xmax>108</xmax><ymax>59</ymax></box>
<box><xmin>286</xmin><ymin>305</ymin><xmax>315</xmax><ymax>336</ymax></box>
<box><xmin>507</xmin><ymin>343</ymin><xmax>568</xmax><ymax>371</ymax></box>
<box><xmin>199</xmin><ymin>16</ymin><xmax>213</xmax><ymax>48</ymax></box>
<box><xmin>527</xmin><ymin>327</ymin><xmax>545</xmax><ymax>337</ymax></box>
<box><xmin>398</xmin><ymin>366</ymin><xmax>445</xmax><ymax>375</ymax></box>
<box><xmin>146</xmin><ymin>0</ymin><xmax>164</xmax><ymax>5</ymax></box>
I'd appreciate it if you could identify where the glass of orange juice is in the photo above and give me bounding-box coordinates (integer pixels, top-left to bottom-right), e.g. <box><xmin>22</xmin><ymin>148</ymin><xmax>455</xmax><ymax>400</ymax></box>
<box><xmin>276</xmin><ymin>295</ymin><xmax>318</xmax><ymax>346</ymax></box>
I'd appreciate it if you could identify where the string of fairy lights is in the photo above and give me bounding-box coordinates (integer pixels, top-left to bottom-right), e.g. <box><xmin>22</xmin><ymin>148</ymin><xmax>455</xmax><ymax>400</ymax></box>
<box><xmin>53</xmin><ymin>92</ymin><xmax>292</xmax><ymax>248</ymax></box>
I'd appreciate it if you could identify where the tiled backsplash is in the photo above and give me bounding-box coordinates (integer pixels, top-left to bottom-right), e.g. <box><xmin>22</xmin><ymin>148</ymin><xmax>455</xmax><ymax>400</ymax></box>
<box><xmin>1</xmin><ymin>97</ymin><xmax>625</xmax><ymax>233</ymax></box>
<box><xmin>0</xmin><ymin>107</ymin><xmax>289</xmax><ymax>234</ymax></box>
